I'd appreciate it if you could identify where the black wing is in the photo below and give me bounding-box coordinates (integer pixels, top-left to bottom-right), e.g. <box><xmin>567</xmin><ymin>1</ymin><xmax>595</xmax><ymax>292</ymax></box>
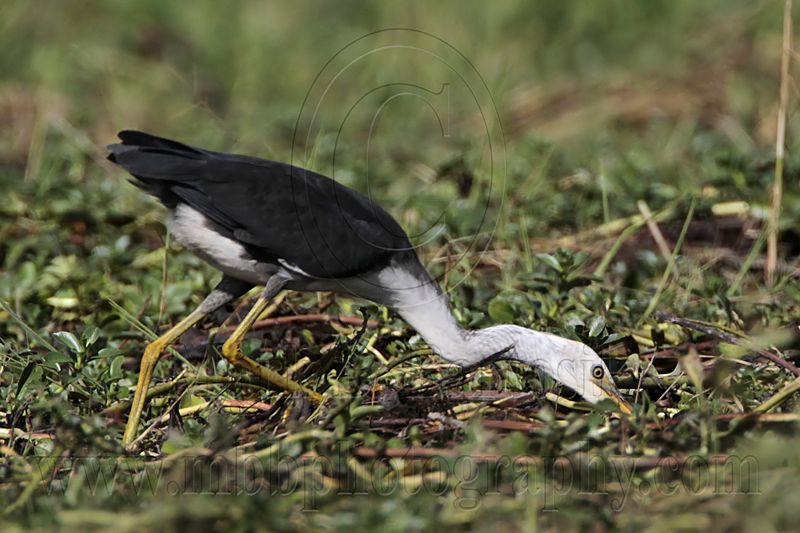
<box><xmin>108</xmin><ymin>131</ymin><xmax>413</xmax><ymax>278</ymax></box>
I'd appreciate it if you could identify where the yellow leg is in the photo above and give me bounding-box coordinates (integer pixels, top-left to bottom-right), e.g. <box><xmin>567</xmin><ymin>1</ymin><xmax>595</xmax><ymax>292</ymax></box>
<box><xmin>221</xmin><ymin>296</ymin><xmax>323</xmax><ymax>402</ymax></box>
<box><xmin>122</xmin><ymin>308</ymin><xmax>208</xmax><ymax>449</ymax></box>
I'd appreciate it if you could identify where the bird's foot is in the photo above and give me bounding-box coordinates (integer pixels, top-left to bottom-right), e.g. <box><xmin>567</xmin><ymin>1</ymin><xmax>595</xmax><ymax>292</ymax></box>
<box><xmin>221</xmin><ymin>338</ymin><xmax>323</xmax><ymax>402</ymax></box>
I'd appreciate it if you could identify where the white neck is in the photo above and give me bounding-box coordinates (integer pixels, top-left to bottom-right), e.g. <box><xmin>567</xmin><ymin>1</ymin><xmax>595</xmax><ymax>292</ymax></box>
<box><xmin>373</xmin><ymin>263</ymin><xmax>525</xmax><ymax>366</ymax></box>
<box><xmin>371</xmin><ymin>261</ymin><xmax>593</xmax><ymax>374</ymax></box>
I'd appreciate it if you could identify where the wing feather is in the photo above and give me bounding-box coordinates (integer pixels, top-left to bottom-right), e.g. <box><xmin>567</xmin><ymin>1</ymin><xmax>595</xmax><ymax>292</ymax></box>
<box><xmin>108</xmin><ymin>131</ymin><xmax>412</xmax><ymax>278</ymax></box>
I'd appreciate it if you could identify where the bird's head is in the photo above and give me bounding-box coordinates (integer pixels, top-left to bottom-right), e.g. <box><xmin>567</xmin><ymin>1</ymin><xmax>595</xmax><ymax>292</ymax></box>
<box><xmin>512</xmin><ymin>328</ymin><xmax>632</xmax><ymax>414</ymax></box>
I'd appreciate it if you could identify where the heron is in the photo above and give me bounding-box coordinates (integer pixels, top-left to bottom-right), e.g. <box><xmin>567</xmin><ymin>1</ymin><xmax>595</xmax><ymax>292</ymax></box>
<box><xmin>107</xmin><ymin>130</ymin><xmax>632</xmax><ymax>448</ymax></box>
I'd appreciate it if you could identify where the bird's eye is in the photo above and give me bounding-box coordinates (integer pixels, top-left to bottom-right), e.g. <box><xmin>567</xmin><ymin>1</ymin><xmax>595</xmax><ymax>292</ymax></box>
<box><xmin>591</xmin><ymin>365</ymin><xmax>605</xmax><ymax>380</ymax></box>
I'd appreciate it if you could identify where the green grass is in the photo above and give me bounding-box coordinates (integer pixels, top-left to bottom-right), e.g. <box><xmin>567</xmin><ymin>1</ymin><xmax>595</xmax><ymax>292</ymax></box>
<box><xmin>2</xmin><ymin>1</ymin><xmax>800</xmax><ymax>531</ymax></box>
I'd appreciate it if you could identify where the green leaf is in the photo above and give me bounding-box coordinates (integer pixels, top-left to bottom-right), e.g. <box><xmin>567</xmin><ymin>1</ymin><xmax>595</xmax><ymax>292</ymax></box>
<box><xmin>242</xmin><ymin>338</ymin><xmax>263</xmax><ymax>356</ymax></box>
<box><xmin>334</xmin><ymin>413</ymin><xmax>349</xmax><ymax>436</ymax></box>
<box><xmin>82</xmin><ymin>326</ymin><xmax>101</xmax><ymax>347</ymax></box>
<box><xmin>602</xmin><ymin>333</ymin><xmax>626</xmax><ymax>346</ymax></box>
<box><xmin>45</xmin><ymin>351</ymin><xmax>73</xmax><ymax>364</ymax></box>
<box><xmin>488</xmin><ymin>298</ymin><xmax>515</xmax><ymax>323</ymax></box>
<box><xmin>108</xmin><ymin>354</ymin><xmax>124</xmax><ymax>379</ymax></box>
<box><xmin>588</xmin><ymin>316</ymin><xmax>606</xmax><ymax>337</ymax></box>
<box><xmin>180</xmin><ymin>394</ymin><xmax>207</xmax><ymax>409</ymax></box>
<box><xmin>45</xmin><ymin>295</ymin><xmax>80</xmax><ymax>309</ymax></box>
<box><xmin>53</xmin><ymin>331</ymin><xmax>84</xmax><ymax>354</ymax></box>
<box><xmin>16</xmin><ymin>361</ymin><xmax>37</xmax><ymax>397</ymax></box>
<box><xmin>536</xmin><ymin>253</ymin><xmax>563</xmax><ymax>272</ymax></box>
<box><xmin>97</xmin><ymin>347</ymin><xmax>123</xmax><ymax>358</ymax></box>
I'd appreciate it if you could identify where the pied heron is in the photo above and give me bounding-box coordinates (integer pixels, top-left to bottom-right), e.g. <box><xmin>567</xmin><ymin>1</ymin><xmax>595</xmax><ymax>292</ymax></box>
<box><xmin>107</xmin><ymin>130</ymin><xmax>632</xmax><ymax>448</ymax></box>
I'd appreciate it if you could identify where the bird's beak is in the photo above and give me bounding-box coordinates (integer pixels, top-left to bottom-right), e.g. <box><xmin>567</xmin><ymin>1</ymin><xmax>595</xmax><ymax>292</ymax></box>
<box><xmin>605</xmin><ymin>387</ymin><xmax>633</xmax><ymax>415</ymax></box>
<box><xmin>586</xmin><ymin>380</ymin><xmax>633</xmax><ymax>415</ymax></box>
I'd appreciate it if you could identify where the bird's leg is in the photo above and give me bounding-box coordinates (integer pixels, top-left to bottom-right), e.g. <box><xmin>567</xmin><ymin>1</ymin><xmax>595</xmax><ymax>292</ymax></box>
<box><xmin>122</xmin><ymin>277</ymin><xmax>252</xmax><ymax>449</ymax></box>
<box><xmin>221</xmin><ymin>277</ymin><xmax>324</xmax><ymax>402</ymax></box>
<box><xmin>122</xmin><ymin>309</ymin><xmax>206</xmax><ymax>449</ymax></box>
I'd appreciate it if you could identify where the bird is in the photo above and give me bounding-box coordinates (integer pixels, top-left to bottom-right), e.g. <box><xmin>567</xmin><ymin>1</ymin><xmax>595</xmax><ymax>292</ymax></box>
<box><xmin>107</xmin><ymin>130</ymin><xmax>632</xmax><ymax>448</ymax></box>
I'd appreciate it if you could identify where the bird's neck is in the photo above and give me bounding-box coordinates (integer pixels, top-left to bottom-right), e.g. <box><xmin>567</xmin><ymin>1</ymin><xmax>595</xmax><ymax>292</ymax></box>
<box><xmin>396</xmin><ymin>297</ymin><xmax>527</xmax><ymax>366</ymax></box>
<box><xmin>393</xmin><ymin>290</ymin><xmax>472</xmax><ymax>364</ymax></box>
<box><xmin>376</xmin><ymin>260</ymin><xmax>522</xmax><ymax>366</ymax></box>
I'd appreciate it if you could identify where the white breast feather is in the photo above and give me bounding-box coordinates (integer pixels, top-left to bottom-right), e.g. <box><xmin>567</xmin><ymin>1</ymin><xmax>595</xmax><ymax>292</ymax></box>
<box><xmin>166</xmin><ymin>204</ymin><xmax>273</xmax><ymax>284</ymax></box>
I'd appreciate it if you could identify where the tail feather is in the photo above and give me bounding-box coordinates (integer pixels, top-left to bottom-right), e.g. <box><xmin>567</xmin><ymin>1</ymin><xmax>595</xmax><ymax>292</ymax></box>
<box><xmin>107</xmin><ymin>131</ymin><xmax>215</xmax><ymax>210</ymax></box>
<box><xmin>116</xmin><ymin>130</ymin><xmax>206</xmax><ymax>156</ymax></box>
<box><xmin>106</xmin><ymin>131</ymin><xmax>209</xmax><ymax>181</ymax></box>
<box><xmin>108</xmin><ymin>131</ymin><xmax>246</xmax><ymax>232</ymax></box>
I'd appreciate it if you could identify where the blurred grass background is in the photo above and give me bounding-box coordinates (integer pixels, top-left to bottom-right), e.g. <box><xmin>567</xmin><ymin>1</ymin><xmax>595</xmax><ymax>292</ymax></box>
<box><xmin>1</xmin><ymin>0</ymin><xmax>796</xmax><ymax>225</ymax></box>
<box><xmin>2</xmin><ymin>1</ymin><xmax>800</xmax><ymax>531</ymax></box>
<box><xmin>2</xmin><ymin>0</ymin><xmax>797</xmax><ymax>317</ymax></box>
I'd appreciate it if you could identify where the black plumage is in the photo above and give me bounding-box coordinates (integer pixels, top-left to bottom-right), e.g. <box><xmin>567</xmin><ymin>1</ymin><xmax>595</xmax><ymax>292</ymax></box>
<box><xmin>108</xmin><ymin>130</ymin><xmax>413</xmax><ymax>279</ymax></box>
